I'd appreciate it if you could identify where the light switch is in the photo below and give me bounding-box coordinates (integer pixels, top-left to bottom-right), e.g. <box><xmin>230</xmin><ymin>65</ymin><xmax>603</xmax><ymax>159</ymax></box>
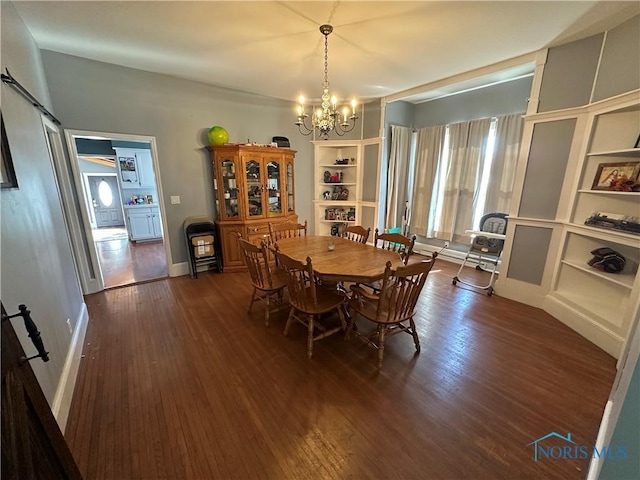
<box><xmin>170</xmin><ymin>196</ymin><xmax>181</xmax><ymax>205</ymax></box>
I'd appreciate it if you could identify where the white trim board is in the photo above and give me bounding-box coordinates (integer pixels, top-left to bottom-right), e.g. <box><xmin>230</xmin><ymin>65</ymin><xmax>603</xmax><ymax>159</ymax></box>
<box><xmin>51</xmin><ymin>302</ymin><xmax>89</xmax><ymax>433</ymax></box>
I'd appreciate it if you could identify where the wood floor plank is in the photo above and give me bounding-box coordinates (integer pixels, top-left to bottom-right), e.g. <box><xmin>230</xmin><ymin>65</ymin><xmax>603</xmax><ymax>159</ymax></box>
<box><xmin>64</xmin><ymin>260</ymin><xmax>617</xmax><ymax>479</ymax></box>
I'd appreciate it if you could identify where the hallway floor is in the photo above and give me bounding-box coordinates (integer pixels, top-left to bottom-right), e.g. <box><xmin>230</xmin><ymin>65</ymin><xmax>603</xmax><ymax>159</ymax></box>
<box><xmin>94</xmin><ymin>228</ymin><xmax>168</xmax><ymax>287</ymax></box>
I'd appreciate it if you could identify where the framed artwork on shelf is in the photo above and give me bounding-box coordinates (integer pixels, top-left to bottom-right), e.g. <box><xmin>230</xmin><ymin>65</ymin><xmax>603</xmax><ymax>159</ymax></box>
<box><xmin>634</xmin><ymin>134</ymin><xmax>640</xmax><ymax>149</ymax></box>
<box><xmin>1</xmin><ymin>114</ymin><xmax>18</xmax><ymax>189</ymax></box>
<box><xmin>591</xmin><ymin>161</ymin><xmax>640</xmax><ymax>192</ymax></box>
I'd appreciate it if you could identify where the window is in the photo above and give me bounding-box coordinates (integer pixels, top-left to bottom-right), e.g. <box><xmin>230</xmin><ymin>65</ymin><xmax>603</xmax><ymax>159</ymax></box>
<box><xmin>98</xmin><ymin>180</ymin><xmax>114</xmax><ymax>207</ymax></box>
<box><xmin>409</xmin><ymin>113</ymin><xmax>522</xmax><ymax>242</ymax></box>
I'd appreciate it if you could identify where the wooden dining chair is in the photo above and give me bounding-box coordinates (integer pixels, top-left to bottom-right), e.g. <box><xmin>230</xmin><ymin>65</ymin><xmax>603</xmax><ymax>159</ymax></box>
<box><xmin>237</xmin><ymin>236</ymin><xmax>287</xmax><ymax>327</ymax></box>
<box><xmin>343</xmin><ymin>225</ymin><xmax>371</xmax><ymax>244</ymax></box>
<box><xmin>347</xmin><ymin>254</ymin><xmax>438</xmax><ymax>369</ymax></box>
<box><xmin>269</xmin><ymin>220</ymin><xmax>308</xmax><ymax>242</ymax></box>
<box><xmin>275</xmin><ymin>248</ymin><xmax>347</xmax><ymax>359</ymax></box>
<box><xmin>374</xmin><ymin>228</ymin><xmax>416</xmax><ymax>265</ymax></box>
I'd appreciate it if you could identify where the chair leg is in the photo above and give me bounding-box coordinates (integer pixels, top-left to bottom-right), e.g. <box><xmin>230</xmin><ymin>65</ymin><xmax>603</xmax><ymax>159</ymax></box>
<box><xmin>377</xmin><ymin>326</ymin><xmax>386</xmax><ymax>370</ymax></box>
<box><xmin>284</xmin><ymin>307</ymin><xmax>295</xmax><ymax>336</ymax></box>
<box><xmin>248</xmin><ymin>287</ymin><xmax>257</xmax><ymax>313</ymax></box>
<box><xmin>337</xmin><ymin>304</ymin><xmax>347</xmax><ymax>331</ymax></box>
<box><xmin>264</xmin><ymin>294</ymin><xmax>270</xmax><ymax>328</ymax></box>
<box><xmin>409</xmin><ymin>317</ymin><xmax>421</xmax><ymax>353</ymax></box>
<box><xmin>345</xmin><ymin>313</ymin><xmax>356</xmax><ymax>340</ymax></box>
<box><xmin>307</xmin><ymin>315</ymin><xmax>315</xmax><ymax>359</ymax></box>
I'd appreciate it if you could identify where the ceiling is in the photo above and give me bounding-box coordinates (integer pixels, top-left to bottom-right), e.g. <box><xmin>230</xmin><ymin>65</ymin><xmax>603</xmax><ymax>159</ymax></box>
<box><xmin>12</xmin><ymin>1</ymin><xmax>640</xmax><ymax>105</ymax></box>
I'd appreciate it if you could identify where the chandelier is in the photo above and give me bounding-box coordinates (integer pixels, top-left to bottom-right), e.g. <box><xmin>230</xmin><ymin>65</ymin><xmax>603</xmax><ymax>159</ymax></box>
<box><xmin>295</xmin><ymin>24</ymin><xmax>358</xmax><ymax>139</ymax></box>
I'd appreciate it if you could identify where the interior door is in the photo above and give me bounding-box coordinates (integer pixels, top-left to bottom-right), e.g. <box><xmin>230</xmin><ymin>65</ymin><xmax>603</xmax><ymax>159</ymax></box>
<box><xmin>88</xmin><ymin>176</ymin><xmax>124</xmax><ymax>228</ymax></box>
<box><xmin>1</xmin><ymin>303</ymin><xmax>83</xmax><ymax>479</ymax></box>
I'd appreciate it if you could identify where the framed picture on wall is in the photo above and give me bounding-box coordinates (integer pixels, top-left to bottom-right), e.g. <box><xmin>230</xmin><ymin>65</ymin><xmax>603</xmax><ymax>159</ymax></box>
<box><xmin>591</xmin><ymin>161</ymin><xmax>640</xmax><ymax>191</ymax></box>
<box><xmin>1</xmin><ymin>114</ymin><xmax>18</xmax><ymax>189</ymax></box>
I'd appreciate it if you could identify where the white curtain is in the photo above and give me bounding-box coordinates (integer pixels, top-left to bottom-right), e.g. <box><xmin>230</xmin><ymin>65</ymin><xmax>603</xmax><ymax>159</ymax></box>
<box><xmin>484</xmin><ymin>113</ymin><xmax>523</xmax><ymax>215</ymax></box>
<box><xmin>385</xmin><ymin>125</ymin><xmax>412</xmax><ymax>229</ymax></box>
<box><xmin>432</xmin><ymin>118</ymin><xmax>492</xmax><ymax>242</ymax></box>
<box><xmin>409</xmin><ymin>125</ymin><xmax>445</xmax><ymax>236</ymax></box>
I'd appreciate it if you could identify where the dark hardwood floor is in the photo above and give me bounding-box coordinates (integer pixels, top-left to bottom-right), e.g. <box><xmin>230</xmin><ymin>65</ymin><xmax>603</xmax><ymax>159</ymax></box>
<box><xmin>65</xmin><ymin>260</ymin><xmax>617</xmax><ymax>479</ymax></box>
<box><xmin>95</xmin><ymin>238</ymin><xmax>168</xmax><ymax>288</ymax></box>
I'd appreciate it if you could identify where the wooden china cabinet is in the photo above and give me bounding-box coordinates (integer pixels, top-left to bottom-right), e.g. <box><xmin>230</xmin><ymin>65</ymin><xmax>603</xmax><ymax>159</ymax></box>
<box><xmin>208</xmin><ymin>145</ymin><xmax>297</xmax><ymax>271</ymax></box>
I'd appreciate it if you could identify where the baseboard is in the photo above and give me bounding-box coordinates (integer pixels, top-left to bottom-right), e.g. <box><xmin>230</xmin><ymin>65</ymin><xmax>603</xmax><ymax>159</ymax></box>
<box><xmin>51</xmin><ymin>302</ymin><xmax>89</xmax><ymax>433</ymax></box>
<box><xmin>415</xmin><ymin>243</ymin><xmax>465</xmax><ymax>263</ymax></box>
<box><xmin>169</xmin><ymin>261</ymin><xmax>190</xmax><ymax>277</ymax></box>
<box><xmin>169</xmin><ymin>261</ymin><xmax>225</xmax><ymax>277</ymax></box>
<box><xmin>544</xmin><ymin>295</ymin><xmax>622</xmax><ymax>358</ymax></box>
<box><xmin>493</xmin><ymin>277</ymin><xmax>546</xmax><ymax>307</ymax></box>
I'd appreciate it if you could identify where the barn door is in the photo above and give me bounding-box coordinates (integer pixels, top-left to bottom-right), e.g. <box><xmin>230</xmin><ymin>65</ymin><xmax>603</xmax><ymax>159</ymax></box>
<box><xmin>1</xmin><ymin>303</ymin><xmax>82</xmax><ymax>480</ymax></box>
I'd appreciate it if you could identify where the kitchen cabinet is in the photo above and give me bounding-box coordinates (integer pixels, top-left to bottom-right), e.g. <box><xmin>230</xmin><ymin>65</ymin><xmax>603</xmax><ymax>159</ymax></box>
<box><xmin>126</xmin><ymin>206</ymin><xmax>162</xmax><ymax>241</ymax></box>
<box><xmin>115</xmin><ymin>148</ymin><xmax>156</xmax><ymax>189</ymax></box>
<box><xmin>208</xmin><ymin>145</ymin><xmax>298</xmax><ymax>271</ymax></box>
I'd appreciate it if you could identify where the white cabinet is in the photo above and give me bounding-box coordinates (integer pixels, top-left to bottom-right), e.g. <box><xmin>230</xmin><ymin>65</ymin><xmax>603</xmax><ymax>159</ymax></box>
<box><xmin>313</xmin><ymin>140</ymin><xmax>381</xmax><ymax>239</ymax></box>
<box><xmin>136</xmin><ymin>150</ymin><xmax>156</xmax><ymax>188</ymax></box>
<box><xmin>115</xmin><ymin>148</ymin><xmax>156</xmax><ymax>189</ymax></box>
<box><xmin>545</xmin><ymin>91</ymin><xmax>640</xmax><ymax>358</ymax></box>
<box><xmin>126</xmin><ymin>206</ymin><xmax>162</xmax><ymax>240</ymax></box>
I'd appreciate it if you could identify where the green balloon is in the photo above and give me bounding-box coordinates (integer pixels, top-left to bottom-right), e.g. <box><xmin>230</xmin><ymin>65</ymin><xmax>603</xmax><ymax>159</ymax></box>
<box><xmin>208</xmin><ymin>126</ymin><xmax>229</xmax><ymax>145</ymax></box>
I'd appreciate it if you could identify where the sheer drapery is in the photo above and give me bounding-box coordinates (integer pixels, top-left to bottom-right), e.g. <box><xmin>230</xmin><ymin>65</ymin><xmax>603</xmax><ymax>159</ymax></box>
<box><xmin>484</xmin><ymin>113</ymin><xmax>523</xmax><ymax>215</ymax></box>
<box><xmin>385</xmin><ymin>125</ymin><xmax>412</xmax><ymax>229</ymax></box>
<box><xmin>432</xmin><ymin>118</ymin><xmax>492</xmax><ymax>242</ymax></box>
<box><xmin>409</xmin><ymin>125</ymin><xmax>445</xmax><ymax>236</ymax></box>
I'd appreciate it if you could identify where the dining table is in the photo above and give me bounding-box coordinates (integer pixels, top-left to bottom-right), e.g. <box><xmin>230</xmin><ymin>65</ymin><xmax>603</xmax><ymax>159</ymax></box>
<box><xmin>273</xmin><ymin>235</ymin><xmax>405</xmax><ymax>284</ymax></box>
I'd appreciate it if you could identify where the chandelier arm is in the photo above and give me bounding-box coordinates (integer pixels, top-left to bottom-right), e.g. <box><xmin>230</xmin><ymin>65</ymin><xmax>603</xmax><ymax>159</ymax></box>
<box><xmin>297</xmin><ymin>125</ymin><xmax>314</xmax><ymax>136</ymax></box>
<box><xmin>296</xmin><ymin>115</ymin><xmax>314</xmax><ymax>135</ymax></box>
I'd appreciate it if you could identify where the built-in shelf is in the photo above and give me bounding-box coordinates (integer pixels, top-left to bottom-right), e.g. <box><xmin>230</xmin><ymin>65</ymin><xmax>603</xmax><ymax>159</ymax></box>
<box><xmin>560</xmin><ymin>259</ymin><xmax>635</xmax><ymax>289</ymax></box>
<box><xmin>314</xmin><ymin>140</ymin><xmax>381</xmax><ymax>237</ymax></box>
<box><xmin>567</xmin><ymin>223</ymin><xmax>640</xmax><ymax>246</ymax></box>
<box><xmin>551</xmin><ymin>290</ymin><xmax>617</xmax><ymax>329</ymax></box>
<box><xmin>587</xmin><ymin>148</ymin><xmax>640</xmax><ymax>157</ymax></box>
<box><xmin>318</xmin><ymin>164</ymin><xmax>357</xmax><ymax>168</ymax></box>
<box><xmin>577</xmin><ymin>189</ymin><xmax>640</xmax><ymax>196</ymax></box>
<box><xmin>314</xmin><ymin>200</ymin><xmax>357</xmax><ymax>205</ymax></box>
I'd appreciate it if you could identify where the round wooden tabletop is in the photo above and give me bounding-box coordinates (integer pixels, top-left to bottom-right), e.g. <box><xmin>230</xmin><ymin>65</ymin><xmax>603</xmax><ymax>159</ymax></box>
<box><xmin>274</xmin><ymin>235</ymin><xmax>404</xmax><ymax>283</ymax></box>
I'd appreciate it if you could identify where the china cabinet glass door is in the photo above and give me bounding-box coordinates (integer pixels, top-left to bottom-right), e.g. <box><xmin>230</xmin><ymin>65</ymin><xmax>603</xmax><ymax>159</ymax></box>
<box><xmin>266</xmin><ymin>159</ymin><xmax>283</xmax><ymax>217</ymax></box>
<box><xmin>285</xmin><ymin>157</ymin><xmax>295</xmax><ymax>213</ymax></box>
<box><xmin>218</xmin><ymin>158</ymin><xmax>239</xmax><ymax>220</ymax></box>
<box><xmin>244</xmin><ymin>158</ymin><xmax>264</xmax><ymax>218</ymax></box>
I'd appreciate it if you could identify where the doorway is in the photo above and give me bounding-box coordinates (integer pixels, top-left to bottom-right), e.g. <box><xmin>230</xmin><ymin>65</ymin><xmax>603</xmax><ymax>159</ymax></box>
<box><xmin>64</xmin><ymin>131</ymin><xmax>171</xmax><ymax>291</ymax></box>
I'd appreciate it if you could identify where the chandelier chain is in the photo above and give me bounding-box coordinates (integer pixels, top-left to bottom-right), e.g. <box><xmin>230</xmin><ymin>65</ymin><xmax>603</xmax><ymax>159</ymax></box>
<box><xmin>323</xmin><ymin>32</ymin><xmax>329</xmax><ymax>89</ymax></box>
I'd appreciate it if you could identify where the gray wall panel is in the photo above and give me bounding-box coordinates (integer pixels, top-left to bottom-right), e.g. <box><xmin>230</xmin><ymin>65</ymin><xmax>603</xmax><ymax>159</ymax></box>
<box><xmin>506</xmin><ymin>226</ymin><xmax>552</xmax><ymax>285</ymax></box>
<box><xmin>538</xmin><ymin>34</ymin><xmax>603</xmax><ymax>112</ymax></box>
<box><xmin>593</xmin><ymin>15</ymin><xmax>640</xmax><ymax>102</ymax></box>
<box><xmin>518</xmin><ymin>118</ymin><xmax>576</xmax><ymax>219</ymax></box>
<box><xmin>363</xmin><ymin>101</ymin><xmax>381</xmax><ymax>139</ymax></box>
<box><xmin>362</xmin><ymin>144</ymin><xmax>379</xmax><ymax>203</ymax></box>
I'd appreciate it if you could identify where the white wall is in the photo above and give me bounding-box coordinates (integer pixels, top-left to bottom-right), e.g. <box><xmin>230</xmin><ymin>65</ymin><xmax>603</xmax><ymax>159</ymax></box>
<box><xmin>39</xmin><ymin>50</ymin><xmax>315</xmax><ymax>267</ymax></box>
<box><xmin>1</xmin><ymin>2</ymin><xmax>84</xmax><ymax>404</ymax></box>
